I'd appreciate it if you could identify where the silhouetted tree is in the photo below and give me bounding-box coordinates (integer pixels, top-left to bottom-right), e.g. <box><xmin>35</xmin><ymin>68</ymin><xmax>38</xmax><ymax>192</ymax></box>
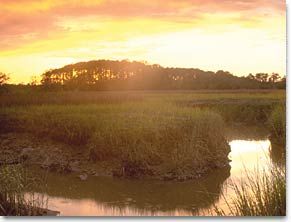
<box><xmin>39</xmin><ymin>60</ymin><xmax>284</xmax><ymax>90</ymax></box>
<box><xmin>268</xmin><ymin>73</ymin><xmax>280</xmax><ymax>83</ymax></box>
<box><xmin>0</xmin><ymin>72</ymin><xmax>9</xmax><ymax>85</ymax></box>
<box><xmin>247</xmin><ymin>73</ymin><xmax>255</xmax><ymax>80</ymax></box>
<box><xmin>255</xmin><ymin>73</ymin><xmax>269</xmax><ymax>82</ymax></box>
<box><xmin>29</xmin><ymin>76</ymin><xmax>40</xmax><ymax>86</ymax></box>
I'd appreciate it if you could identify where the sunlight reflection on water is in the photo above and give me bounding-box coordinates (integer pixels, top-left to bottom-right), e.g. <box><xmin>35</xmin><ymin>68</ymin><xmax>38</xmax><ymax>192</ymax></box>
<box><xmin>27</xmin><ymin>139</ymin><xmax>281</xmax><ymax>216</ymax></box>
<box><xmin>229</xmin><ymin>140</ymin><xmax>271</xmax><ymax>175</ymax></box>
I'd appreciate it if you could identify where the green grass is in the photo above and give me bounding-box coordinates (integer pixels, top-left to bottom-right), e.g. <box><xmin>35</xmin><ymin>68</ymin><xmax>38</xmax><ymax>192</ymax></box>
<box><xmin>0</xmin><ymin>89</ymin><xmax>286</xmax><ymax>215</ymax></box>
<box><xmin>215</xmin><ymin>164</ymin><xmax>286</xmax><ymax>216</ymax></box>
<box><xmin>0</xmin><ymin>89</ymin><xmax>285</xmax><ymax>107</ymax></box>
<box><xmin>201</xmin><ymin>103</ymin><xmax>274</xmax><ymax>123</ymax></box>
<box><xmin>0</xmin><ymin>90</ymin><xmax>285</xmax><ymax>125</ymax></box>
<box><xmin>268</xmin><ymin>104</ymin><xmax>286</xmax><ymax>145</ymax></box>
<box><xmin>0</xmin><ymin>90</ymin><xmax>285</xmax><ymax>179</ymax></box>
<box><xmin>0</xmin><ymin>164</ymin><xmax>48</xmax><ymax>216</ymax></box>
<box><xmin>0</xmin><ymin>101</ymin><xmax>230</xmax><ymax>179</ymax></box>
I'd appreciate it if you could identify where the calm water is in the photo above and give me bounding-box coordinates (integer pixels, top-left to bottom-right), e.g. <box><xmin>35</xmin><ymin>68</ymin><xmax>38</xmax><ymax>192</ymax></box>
<box><xmin>27</xmin><ymin>127</ymin><xmax>285</xmax><ymax>216</ymax></box>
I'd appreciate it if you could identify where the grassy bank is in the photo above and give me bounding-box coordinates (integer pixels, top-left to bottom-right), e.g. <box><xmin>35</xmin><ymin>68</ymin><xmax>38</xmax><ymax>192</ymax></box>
<box><xmin>0</xmin><ymin>90</ymin><xmax>285</xmax><ymax>179</ymax></box>
<box><xmin>0</xmin><ymin>101</ymin><xmax>230</xmax><ymax>180</ymax></box>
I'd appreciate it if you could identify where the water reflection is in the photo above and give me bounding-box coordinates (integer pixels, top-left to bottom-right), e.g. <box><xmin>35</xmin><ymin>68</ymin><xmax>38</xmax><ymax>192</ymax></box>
<box><xmin>269</xmin><ymin>140</ymin><xmax>286</xmax><ymax>167</ymax></box>
<box><xmin>29</xmin><ymin>166</ymin><xmax>230</xmax><ymax>216</ymax></box>
<box><xmin>213</xmin><ymin>138</ymin><xmax>285</xmax><ymax>215</ymax></box>
<box><xmin>26</xmin><ymin>134</ymin><xmax>285</xmax><ymax>216</ymax></box>
<box><xmin>229</xmin><ymin>140</ymin><xmax>271</xmax><ymax>176</ymax></box>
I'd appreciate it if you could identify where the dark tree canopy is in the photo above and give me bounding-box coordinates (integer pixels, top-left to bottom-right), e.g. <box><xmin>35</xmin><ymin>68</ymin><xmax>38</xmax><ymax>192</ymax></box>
<box><xmin>40</xmin><ymin>60</ymin><xmax>285</xmax><ymax>90</ymax></box>
<box><xmin>0</xmin><ymin>72</ymin><xmax>10</xmax><ymax>85</ymax></box>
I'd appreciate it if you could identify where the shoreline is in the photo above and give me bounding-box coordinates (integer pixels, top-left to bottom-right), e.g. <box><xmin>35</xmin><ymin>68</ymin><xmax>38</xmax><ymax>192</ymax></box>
<box><xmin>0</xmin><ymin>132</ymin><xmax>230</xmax><ymax>182</ymax></box>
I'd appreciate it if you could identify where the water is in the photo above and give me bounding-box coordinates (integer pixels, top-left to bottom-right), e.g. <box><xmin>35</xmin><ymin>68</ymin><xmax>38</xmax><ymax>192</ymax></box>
<box><xmin>27</xmin><ymin>127</ymin><xmax>285</xmax><ymax>216</ymax></box>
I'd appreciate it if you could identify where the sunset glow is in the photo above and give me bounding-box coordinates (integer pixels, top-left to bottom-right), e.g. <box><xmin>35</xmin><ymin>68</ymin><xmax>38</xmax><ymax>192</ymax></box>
<box><xmin>0</xmin><ymin>0</ymin><xmax>286</xmax><ymax>83</ymax></box>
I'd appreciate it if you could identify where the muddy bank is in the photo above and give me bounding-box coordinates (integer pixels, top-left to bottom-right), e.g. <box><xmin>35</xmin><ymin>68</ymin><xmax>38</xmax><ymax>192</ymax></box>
<box><xmin>0</xmin><ymin>133</ymin><xmax>113</xmax><ymax>177</ymax></box>
<box><xmin>0</xmin><ymin>133</ymin><xmax>230</xmax><ymax>181</ymax></box>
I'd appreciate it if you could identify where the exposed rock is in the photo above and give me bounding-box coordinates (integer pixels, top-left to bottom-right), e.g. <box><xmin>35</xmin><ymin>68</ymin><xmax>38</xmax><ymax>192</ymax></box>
<box><xmin>88</xmin><ymin>169</ymin><xmax>97</xmax><ymax>175</ymax></box>
<box><xmin>41</xmin><ymin>158</ymin><xmax>72</xmax><ymax>173</ymax></box>
<box><xmin>19</xmin><ymin>148</ymin><xmax>34</xmax><ymax>161</ymax></box>
<box><xmin>37</xmin><ymin>208</ymin><xmax>60</xmax><ymax>216</ymax></box>
<box><xmin>163</xmin><ymin>173</ymin><xmax>177</xmax><ymax>181</ymax></box>
<box><xmin>69</xmin><ymin>161</ymin><xmax>81</xmax><ymax>172</ymax></box>
<box><xmin>79</xmin><ymin>173</ymin><xmax>88</xmax><ymax>181</ymax></box>
<box><xmin>93</xmin><ymin>172</ymin><xmax>99</xmax><ymax>177</ymax></box>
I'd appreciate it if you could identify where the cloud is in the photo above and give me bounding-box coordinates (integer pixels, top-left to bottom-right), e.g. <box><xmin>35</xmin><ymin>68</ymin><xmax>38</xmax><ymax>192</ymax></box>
<box><xmin>2</xmin><ymin>0</ymin><xmax>284</xmax><ymax>14</ymax></box>
<box><xmin>0</xmin><ymin>0</ymin><xmax>285</xmax><ymax>50</ymax></box>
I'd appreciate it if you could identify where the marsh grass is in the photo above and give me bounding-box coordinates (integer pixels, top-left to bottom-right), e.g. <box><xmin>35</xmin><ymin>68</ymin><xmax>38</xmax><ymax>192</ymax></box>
<box><xmin>0</xmin><ymin>90</ymin><xmax>285</xmax><ymax>179</ymax></box>
<box><xmin>97</xmin><ymin>109</ymin><xmax>230</xmax><ymax>178</ymax></box>
<box><xmin>0</xmin><ymin>90</ymin><xmax>285</xmax><ymax>107</ymax></box>
<box><xmin>187</xmin><ymin>97</ymin><xmax>284</xmax><ymax>124</ymax></box>
<box><xmin>0</xmin><ymin>91</ymin><xmax>145</xmax><ymax>107</ymax></box>
<box><xmin>0</xmin><ymin>102</ymin><xmax>230</xmax><ymax>179</ymax></box>
<box><xmin>214</xmin><ymin>165</ymin><xmax>286</xmax><ymax>216</ymax></box>
<box><xmin>209</xmin><ymin>103</ymin><xmax>274</xmax><ymax>123</ymax></box>
<box><xmin>268</xmin><ymin>104</ymin><xmax>286</xmax><ymax>145</ymax></box>
<box><xmin>0</xmin><ymin>164</ymin><xmax>48</xmax><ymax>216</ymax></box>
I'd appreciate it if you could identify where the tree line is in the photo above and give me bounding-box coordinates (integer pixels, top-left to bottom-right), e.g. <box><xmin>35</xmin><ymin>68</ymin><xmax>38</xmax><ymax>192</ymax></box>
<box><xmin>40</xmin><ymin>60</ymin><xmax>285</xmax><ymax>90</ymax></box>
<box><xmin>1</xmin><ymin>60</ymin><xmax>286</xmax><ymax>90</ymax></box>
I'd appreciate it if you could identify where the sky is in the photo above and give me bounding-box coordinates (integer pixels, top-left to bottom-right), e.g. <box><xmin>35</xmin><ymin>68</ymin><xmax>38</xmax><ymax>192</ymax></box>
<box><xmin>0</xmin><ymin>0</ymin><xmax>286</xmax><ymax>83</ymax></box>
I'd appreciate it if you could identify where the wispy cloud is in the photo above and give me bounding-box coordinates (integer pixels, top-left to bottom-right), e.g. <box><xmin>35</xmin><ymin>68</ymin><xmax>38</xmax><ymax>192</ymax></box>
<box><xmin>0</xmin><ymin>0</ymin><xmax>286</xmax><ymax>83</ymax></box>
<box><xmin>0</xmin><ymin>0</ymin><xmax>285</xmax><ymax>50</ymax></box>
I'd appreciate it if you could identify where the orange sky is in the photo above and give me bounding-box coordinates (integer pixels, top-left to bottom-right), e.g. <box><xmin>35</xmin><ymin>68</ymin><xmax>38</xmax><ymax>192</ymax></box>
<box><xmin>0</xmin><ymin>0</ymin><xmax>286</xmax><ymax>83</ymax></box>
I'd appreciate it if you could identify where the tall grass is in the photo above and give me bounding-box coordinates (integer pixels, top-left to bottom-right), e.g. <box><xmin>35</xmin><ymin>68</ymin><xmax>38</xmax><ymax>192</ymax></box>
<box><xmin>0</xmin><ymin>164</ymin><xmax>49</xmax><ymax>216</ymax></box>
<box><xmin>0</xmin><ymin>90</ymin><xmax>285</xmax><ymax>179</ymax></box>
<box><xmin>215</xmin><ymin>165</ymin><xmax>286</xmax><ymax>216</ymax></box>
<box><xmin>0</xmin><ymin>90</ymin><xmax>285</xmax><ymax>125</ymax></box>
<box><xmin>268</xmin><ymin>104</ymin><xmax>286</xmax><ymax>145</ymax></box>
<box><xmin>0</xmin><ymin>91</ymin><xmax>144</xmax><ymax>107</ymax></box>
<box><xmin>0</xmin><ymin>102</ymin><xmax>230</xmax><ymax>179</ymax></box>
<box><xmin>90</xmin><ymin>109</ymin><xmax>230</xmax><ymax>179</ymax></box>
<box><xmin>0</xmin><ymin>90</ymin><xmax>285</xmax><ymax>107</ymax></box>
<box><xmin>208</xmin><ymin>103</ymin><xmax>274</xmax><ymax>124</ymax></box>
